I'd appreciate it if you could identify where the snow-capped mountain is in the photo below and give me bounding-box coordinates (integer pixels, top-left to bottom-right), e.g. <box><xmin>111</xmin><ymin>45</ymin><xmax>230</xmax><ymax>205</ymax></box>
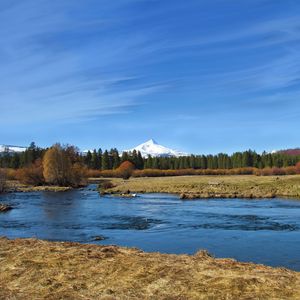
<box><xmin>124</xmin><ymin>139</ymin><xmax>188</xmax><ymax>158</ymax></box>
<box><xmin>0</xmin><ymin>145</ymin><xmax>27</xmax><ymax>153</ymax></box>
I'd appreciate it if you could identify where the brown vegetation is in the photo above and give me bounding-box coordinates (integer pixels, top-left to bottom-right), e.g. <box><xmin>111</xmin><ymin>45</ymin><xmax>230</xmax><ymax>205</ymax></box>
<box><xmin>0</xmin><ymin>237</ymin><xmax>299</xmax><ymax>299</ymax></box>
<box><xmin>0</xmin><ymin>169</ymin><xmax>6</xmax><ymax>193</ymax></box>
<box><xmin>43</xmin><ymin>144</ymin><xmax>74</xmax><ymax>186</ymax></box>
<box><xmin>5</xmin><ymin>168</ymin><xmax>17</xmax><ymax>180</ymax></box>
<box><xmin>43</xmin><ymin>144</ymin><xmax>87</xmax><ymax>187</ymax></box>
<box><xmin>3</xmin><ymin>180</ymin><xmax>72</xmax><ymax>193</ymax></box>
<box><xmin>296</xmin><ymin>161</ymin><xmax>300</xmax><ymax>172</ymax></box>
<box><xmin>87</xmin><ymin>164</ymin><xmax>300</xmax><ymax>179</ymax></box>
<box><xmin>2</xmin><ymin>145</ymin><xmax>87</xmax><ymax>189</ymax></box>
<box><xmin>115</xmin><ymin>160</ymin><xmax>135</xmax><ymax>179</ymax></box>
<box><xmin>100</xmin><ymin>180</ymin><xmax>115</xmax><ymax>190</ymax></box>
<box><xmin>15</xmin><ymin>158</ymin><xmax>44</xmax><ymax>185</ymax></box>
<box><xmin>103</xmin><ymin>175</ymin><xmax>300</xmax><ymax>199</ymax></box>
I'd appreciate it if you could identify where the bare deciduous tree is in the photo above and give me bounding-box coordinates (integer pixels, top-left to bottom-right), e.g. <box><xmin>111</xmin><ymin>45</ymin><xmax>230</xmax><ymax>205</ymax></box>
<box><xmin>43</xmin><ymin>144</ymin><xmax>86</xmax><ymax>187</ymax></box>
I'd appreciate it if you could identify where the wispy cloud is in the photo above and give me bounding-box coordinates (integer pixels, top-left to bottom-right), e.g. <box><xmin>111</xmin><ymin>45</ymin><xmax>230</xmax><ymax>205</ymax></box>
<box><xmin>0</xmin><ymin>1</ymin><xmax>166</xmax><ymax>126</ymax></box>
<box><xmin>1</xmin><ymin>0</ymin><xmax>300</xmax><ymax>152</ymax></box>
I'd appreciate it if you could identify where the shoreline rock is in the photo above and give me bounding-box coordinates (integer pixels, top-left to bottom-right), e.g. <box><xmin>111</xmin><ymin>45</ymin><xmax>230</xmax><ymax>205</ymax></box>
<box><xmin>0</xmin><ymin>204</ymin><xmax>12</xmax><ymax>212</ymax></box>
<box><xmin>92</xmin><ymin>235</ymin><xmax>108</xmax><ymax>241</ymax></box>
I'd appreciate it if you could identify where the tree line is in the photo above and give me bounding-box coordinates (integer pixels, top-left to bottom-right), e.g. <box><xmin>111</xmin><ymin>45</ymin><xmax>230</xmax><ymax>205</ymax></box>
<box><xmin>143</xmin><ymin>151</ymin><xmax>300</xmax><ymax>170</ymax></box>
<box><xmin>1</xmin><ymin>143</ymin><xmax>299</xmax><ymax>170</ymax></box>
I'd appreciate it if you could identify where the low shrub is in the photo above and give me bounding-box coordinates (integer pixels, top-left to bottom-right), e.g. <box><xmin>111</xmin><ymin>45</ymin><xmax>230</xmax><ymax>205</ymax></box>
<box><xmin>86</xmin><ymin>164</ymin><xmax>300</xmax><ymax>178</ymax></box>
<box><xmin>284</xmin><ymin>166</ymin><xmax>297</xmax><ymax>175</ymax></box>
<box><xmin>296</xmin><ymin>162</ymin><xmax>300</xmax><ymax>174</ymax></box>
<box><xmin>117</xmin><ymin>161</ymin><xmax>135</xmax><ymax>179</ymax></box>
<box><xmin>71</xmin><ymin>163</ymin><xmax>88</xmax><ymax>187</ymax></box>
<box><xmin>86</xmin><ymin>169</ymin><xmax>102</xmax><ymax>178</ymax></box>
<box><xmin>5</xmin><ymin>168</ymin><xmax>17</xmax><ymax>180</ymax></box>
<box><xmin>98</xmin><ymin>170</ymin><xmax>116</xmax><ymax>177</ymax></box>
<box><xmin>16</xmin><ymin>159</ymin><xmax>44</xmax><ymax>186</ymax></box>
<box><xmin>100</xmin><ymin>181</ymin><xmax>115</xmax><ymax>189</ymax></box>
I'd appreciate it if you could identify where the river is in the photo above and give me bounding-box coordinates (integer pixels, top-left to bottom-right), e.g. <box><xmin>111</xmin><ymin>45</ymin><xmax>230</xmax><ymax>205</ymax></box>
<box><xmin>1</xmin><ymin>184</ymin><xmax>300</xmax><ymax>270</ymax></box>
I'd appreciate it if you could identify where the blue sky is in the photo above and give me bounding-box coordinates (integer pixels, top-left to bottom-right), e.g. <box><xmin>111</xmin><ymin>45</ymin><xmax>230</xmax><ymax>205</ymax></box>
<box><xmin>1</xmin><ymin>0</ymin><xmax>300</xmax><ymax>154</ymax></box>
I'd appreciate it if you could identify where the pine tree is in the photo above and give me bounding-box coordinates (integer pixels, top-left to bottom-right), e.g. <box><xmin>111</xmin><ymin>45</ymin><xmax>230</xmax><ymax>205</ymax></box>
<box><xmin>145</xmin><ymin>155</ymin><xmax>153</xmax><ymax>168</ymax></box>
<box><xmin>10</xmin><ymin>153</ymin><xmax>20</xmax><ymax>169</ymax></box>
<box><xmin>111</xmin><ymin>148</ymin><xmax>120</xmax><ymax>169</ymax></box>
<box><xmin>102</xmin><ymin>150</ymin><xmax>110</xmax><ymax>170</ymax></box>
<box><xmin>91</xmin><ymin>149</ymin><xmax>100</xmax><ymax>169</ymax></box>
<box><xmin>136</xmin><ymin>151</ymin><xmax>144</xmax><ymax>169</ymax></box>
<box><xmin>97</xmin><ymin>148</ymin><xmax>103</xmax><ymax>170</ymax></box>
<box><xmin>85</xmin><ymin>151</ymin><xmax>92</xmax><ymax>168</ymax></box>
<box><xmin>121</xmin><ymin>151</ymin><xmax>129</xmax><ymax>163</ymax></box>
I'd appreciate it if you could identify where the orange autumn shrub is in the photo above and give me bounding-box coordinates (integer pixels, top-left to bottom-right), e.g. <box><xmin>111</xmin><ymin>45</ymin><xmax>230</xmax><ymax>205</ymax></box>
<box><xmin>71</xmin><ymin>163</ymin><xmax>88</xmax><ymax>187</ymax></box>
<box><xmin>85</xmin><ymin>164</ymin><xmax>300</xmax><ymax>179</ymax></box>
<box><xmin>5</xmin><ymin>168</ymin><xmax>17</xmax><ymax>180</ymax></box>
<box><xmin>116</xmin><ymin>161</ymin><xmax>135</xmax><ymax>179</ymax></box>
<box><xmin>16</xmin><ymin>159</ymin><xmax>44</xmax><ymax>185</ymax></box>
<box><xmin>98</xmin><ymin>170</ymin><xmax>117</xmax><ymax>177</ymax></box>
<box><xmin>296</xmin><ymin>162</ymin><xmax>300</xmax><ymax>174</ymax></box>
<box><xmin>284</xmin><ymin>166</ymin><xmax>297</xmax><ymax>175</ymax></box>
<box><xmin>86</xmin><ymin>169</ymin><xmax>102</xmax><ymax>178</ymax></box>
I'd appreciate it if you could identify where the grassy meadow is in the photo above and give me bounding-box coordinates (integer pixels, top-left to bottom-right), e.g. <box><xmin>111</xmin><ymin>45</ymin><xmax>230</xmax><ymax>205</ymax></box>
<box><xmin>99</xmin><ymin>174</ymin><xmax>300</xmax><ymax>199</ymax></box>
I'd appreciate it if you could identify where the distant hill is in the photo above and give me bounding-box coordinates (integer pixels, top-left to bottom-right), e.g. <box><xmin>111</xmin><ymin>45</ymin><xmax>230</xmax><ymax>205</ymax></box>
<box><xmin>0</xmin><ymin>145</ymin><xmax>27</xmax><ymax>154</ymax></box>
<box><xmin>278</xmin><ymin>148</ymin><xmax>300</xmax><ymax>156</ymax></box>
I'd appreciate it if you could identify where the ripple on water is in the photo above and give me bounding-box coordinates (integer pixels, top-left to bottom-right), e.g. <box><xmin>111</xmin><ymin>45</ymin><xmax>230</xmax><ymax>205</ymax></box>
<box><xmin>102</xmin><ymin>215</ymin><xmax>164</xmax><ymax>230</ymax></box>
<box><xmin>0</xmin><ymin>220</ymin><xmax>31</xmax><ymax>229</ymax></box>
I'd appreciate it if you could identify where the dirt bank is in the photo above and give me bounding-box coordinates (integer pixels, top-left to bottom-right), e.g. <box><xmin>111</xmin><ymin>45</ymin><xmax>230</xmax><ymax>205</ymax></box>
<box><xmin>0</xmin><ymin>237</ymin><xmax>299</xmax><ymax>299</ymax></box>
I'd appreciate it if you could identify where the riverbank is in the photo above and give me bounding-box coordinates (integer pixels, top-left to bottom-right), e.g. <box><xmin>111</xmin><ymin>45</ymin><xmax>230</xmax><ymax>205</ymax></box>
<box><xmin>4</xmin><ymin>180</ymin><xmax>72</xmax><ymax>193</ymax></box>
<box><xmin>0</xmin><ymin>237</ymin><xmax>299</xmax><ymax>299</ymax></box>
<box><xmin>100</xmin><ymin>175</ymin><xmax>300</xmax><ymax>199</ymax></box>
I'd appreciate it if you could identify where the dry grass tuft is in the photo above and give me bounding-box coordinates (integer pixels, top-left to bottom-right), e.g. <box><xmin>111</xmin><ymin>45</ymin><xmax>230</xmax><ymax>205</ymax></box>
<box><xmin>0</xmin><ymin>237</ymin><xmax>300</xmax><ymax>299</ymax></box>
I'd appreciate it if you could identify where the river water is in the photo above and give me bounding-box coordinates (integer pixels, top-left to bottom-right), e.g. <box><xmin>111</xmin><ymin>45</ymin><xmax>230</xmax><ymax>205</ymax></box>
<box><xmin>1</xmin><ymin>184</ymin><xmax>300</xmax><ymax>270</ymax></box>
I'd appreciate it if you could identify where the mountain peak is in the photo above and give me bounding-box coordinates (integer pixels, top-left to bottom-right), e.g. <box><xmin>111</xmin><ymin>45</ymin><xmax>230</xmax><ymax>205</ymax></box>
<box><xmin>124</xmin><ymin>139</ymin><xmax>188</xmax><ymax>158</ymax></box>
<box><xmin>146</xmin><ymin>139</ymin><xmax>157</xmax><ymax>145</ymax></box>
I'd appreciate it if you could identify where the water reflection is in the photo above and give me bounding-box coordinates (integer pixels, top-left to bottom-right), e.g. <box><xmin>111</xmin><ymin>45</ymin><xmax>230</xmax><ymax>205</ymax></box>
<box><xmin>41</xmin><ymin>191</ymin><xmax>79</xmax><ymax>220</ymax></box>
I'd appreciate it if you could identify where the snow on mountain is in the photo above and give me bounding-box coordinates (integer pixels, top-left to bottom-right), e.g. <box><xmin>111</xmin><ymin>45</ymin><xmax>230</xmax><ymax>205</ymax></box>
<box><xmin>124</xmin><ymin>139</ymin><xmax>188</xmax><ymax>158</ymax></box>
<box><xmin>0</xmin><ymin>145</ymin><xmax>27</xmax><ymax>153</ymax></box>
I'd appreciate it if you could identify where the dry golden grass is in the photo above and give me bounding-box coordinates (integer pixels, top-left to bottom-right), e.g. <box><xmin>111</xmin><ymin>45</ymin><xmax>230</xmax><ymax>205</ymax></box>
<box><xmin>5</xmin><ymin>180</ymin><xmax>72</xmax><ymax>192</ymax></box>
<box><xmin>0</xmin><ymin>237</ymin><xmax>300</xmax><ymax>299</ymax></box>
<box><xmin>103</xmin><ymin>175</ymin><xmax>300</xmax><ymax>199</ymax></box>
